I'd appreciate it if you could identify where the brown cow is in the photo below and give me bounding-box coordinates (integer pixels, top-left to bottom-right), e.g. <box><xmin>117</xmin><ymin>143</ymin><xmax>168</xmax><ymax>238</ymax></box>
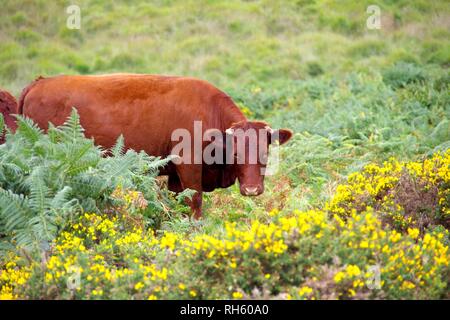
<box><xmin>0</xmin><ymin>89</ymin><xmax>18</xmax><ymax>143</ymax></box>
<box><xmin>19</xmin><ymin>74</ymin><xmax>292</xmax><ymax>218</ymax></box>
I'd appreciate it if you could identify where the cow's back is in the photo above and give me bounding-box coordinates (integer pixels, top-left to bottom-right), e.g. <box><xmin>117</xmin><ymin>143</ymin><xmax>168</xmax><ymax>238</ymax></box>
<box><xmin>21</xmin><ymin>74</ymin><xmax>228</xmax><ymax>157</ymax></box>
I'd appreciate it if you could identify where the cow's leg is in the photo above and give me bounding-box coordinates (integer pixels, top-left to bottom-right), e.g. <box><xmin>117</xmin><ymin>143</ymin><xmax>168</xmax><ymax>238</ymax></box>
<box><xmin>168</xmin><ymin>174</ymin><xmax>183</xmax><ymax>193</ymax></box>
<box><xmin>174</xmin><ymin>164</ymin><xmax>203</xmax><ymax>219</ymax></box>
<box><xmin>187</xmin><ymin>192</ymin><xmax>203</xmax><ymax>220</ymax></box>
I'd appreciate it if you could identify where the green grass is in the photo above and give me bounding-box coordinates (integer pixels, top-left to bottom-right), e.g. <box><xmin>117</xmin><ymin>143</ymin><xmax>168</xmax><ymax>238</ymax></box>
<box><xmin>0</xmin><ymin>0</ymin><xmax>448</xmax><ymax>92</ymax></box>
<box><xmin>0</xmin><ymin>0</ymin><xmax>449</xmax><ymax>235</ymax></box>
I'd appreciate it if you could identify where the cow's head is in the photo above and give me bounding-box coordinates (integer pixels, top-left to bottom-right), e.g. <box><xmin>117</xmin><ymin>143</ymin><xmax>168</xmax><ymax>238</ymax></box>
<box><xmin>224</xmin><ymin>121</ymin><xmax>292</xmax><ymax>196</ymax></box>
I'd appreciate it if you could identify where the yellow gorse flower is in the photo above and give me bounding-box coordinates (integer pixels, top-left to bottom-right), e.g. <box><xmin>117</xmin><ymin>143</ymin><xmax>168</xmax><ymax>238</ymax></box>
<box><xmin>232</xmin><ymin>291</ymin><xmax>243</xmax><ymax>299</ymax></box>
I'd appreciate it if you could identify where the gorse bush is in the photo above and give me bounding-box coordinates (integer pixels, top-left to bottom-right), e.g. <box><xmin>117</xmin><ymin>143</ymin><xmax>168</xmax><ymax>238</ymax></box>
<box><xmin>326</xmin><ymin>151</ymin><xmax>450</xmax><ymax>232</ymax></box>
<box><xmin>1</xmin><ymin>152</ymin><xmax>448</xmax><ymax>300</ymax></box>
<box><xmin>0</xmin><ymin>110</ymin><xmax>172</xmax><ymax>253</ymax></box>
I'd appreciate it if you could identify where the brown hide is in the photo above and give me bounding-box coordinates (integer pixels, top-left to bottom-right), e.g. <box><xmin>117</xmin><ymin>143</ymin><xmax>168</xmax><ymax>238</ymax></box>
<box><xmin>20</xmin><ymin>74</ymin><xmax>246</xmax><ymax>217</ymax></box>
<box><xmin>0</xmin><ymin>89</ymin><xmax>18</xmax><ymax>143</ymax></box>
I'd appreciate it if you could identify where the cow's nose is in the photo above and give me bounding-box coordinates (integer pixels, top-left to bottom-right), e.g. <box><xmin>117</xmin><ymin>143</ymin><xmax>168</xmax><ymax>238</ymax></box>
<box><xmin>242</xmin><ymin>185</ymin><xmax>262</xmax><ymax>196</ymax></box>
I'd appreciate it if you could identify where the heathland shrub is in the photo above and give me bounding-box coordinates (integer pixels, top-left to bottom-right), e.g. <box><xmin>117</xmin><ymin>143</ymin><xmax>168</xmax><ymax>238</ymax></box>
<box><xmin>1</xmin><ymin>207</ymin><xmax>447</xmax><ymax>300</ymax></box>
<box><xmin>0</xmin><ymin>110</ymin><xmax>171</xmax><ymax>253</ymax></box>
<box><xmin>382</xmin><ymin>63</ymin><xmax>426</xmax><ymax>89</ymax></box>
<box><xmin>325</xmin><ymin>150</ymin><xmax>450</xmax><ymax>233</ymax></box>
<box><xmin>1</xmin><ymin>152</ymin><xmax>448</xmax><ymax>300</ymax></box>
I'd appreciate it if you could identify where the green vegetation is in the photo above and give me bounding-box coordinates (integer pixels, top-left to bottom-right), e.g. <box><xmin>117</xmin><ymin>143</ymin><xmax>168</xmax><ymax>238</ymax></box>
<box><xmin>1</xmin><ymin>150</ymin><xmax>449</xmax><ymax>299</ymax></box>
<box><xmin>0</xmin><ymin>0</ymin><xmax>449</xmax><ymax>299</ymax></box>
<box><xmin>0</xmin><ymin>111</ymin><xmax>175</xmax><ymax>253</ymax></box>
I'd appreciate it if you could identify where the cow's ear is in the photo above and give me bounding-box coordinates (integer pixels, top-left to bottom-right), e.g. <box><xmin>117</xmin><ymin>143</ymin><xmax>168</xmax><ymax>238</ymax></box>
<box><xmin>270</xmin><ymin>129</ymin><xmax>293</xmax><ymax>145</ymax></box>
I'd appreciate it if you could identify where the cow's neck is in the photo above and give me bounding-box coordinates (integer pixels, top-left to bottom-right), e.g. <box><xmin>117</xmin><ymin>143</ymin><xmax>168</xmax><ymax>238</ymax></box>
<box><xmin>218</xmin><ymin>94</ymin><xmax>246</xmax><ymax>131</ymax></box>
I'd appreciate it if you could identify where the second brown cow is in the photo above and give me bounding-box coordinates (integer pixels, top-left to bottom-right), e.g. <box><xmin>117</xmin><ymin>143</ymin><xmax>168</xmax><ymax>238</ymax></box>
<box><xmin>0</xmin><ymin>89</ymin><xmax>18</xmax><ymax>144</ymax></box>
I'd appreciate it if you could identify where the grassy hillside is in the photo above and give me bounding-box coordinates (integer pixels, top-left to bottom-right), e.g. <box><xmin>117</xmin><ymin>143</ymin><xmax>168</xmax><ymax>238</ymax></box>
<box><xmin>1</xmin><ymin>0</ymin><xmax>449</xmax><ymax>93</ymax></box>
<box><xmin>0</xmin><ymin>0</ymin><xmax>449</xmax><ymax>300</ymax></box>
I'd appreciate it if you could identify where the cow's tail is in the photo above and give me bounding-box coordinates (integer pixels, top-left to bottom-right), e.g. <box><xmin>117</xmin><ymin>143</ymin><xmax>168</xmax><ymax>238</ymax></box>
<box><xmin>0</xmin><ymin>89</ymin><xmax>18</xmax><ymax>138</ymax></box>
<box><xmin>18</xmin><ymin>75</ymin><xmax>44</xmax><ymax>115</ymax></box>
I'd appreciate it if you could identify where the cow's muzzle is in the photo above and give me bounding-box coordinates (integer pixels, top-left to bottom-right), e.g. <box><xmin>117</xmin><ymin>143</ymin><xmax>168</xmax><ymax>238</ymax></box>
<box><xmin>241</xmin><ymin>185</ymin><xmax>263</xmax><ymax>196</ymax></box>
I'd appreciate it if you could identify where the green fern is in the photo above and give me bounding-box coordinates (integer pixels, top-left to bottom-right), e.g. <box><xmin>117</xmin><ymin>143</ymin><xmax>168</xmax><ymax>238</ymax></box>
<box><xmin>14</xmin><ymin>115</ymin><xmax>43</xmax><ymax>144</ymax></box>
<box><xmin>0</xmin><ymin>188</ymin><xmax>32</xmax><ymax>232</ymax></box>
<box><xmin>53</xmin><ymin>108</ymin><xmax>85</xmax><ymax>142</ymax></box>
<box><xmin>0</xmin><ymin>109</ymin><xmax>173</xmax><ymax>254</ymax></box>
<box><xmin>0</xmin><ymin>114</ymin><xmax>4</xmax><ymax>133</ymax></box>
<box><xmin>111</xmin><ymin>134</ymin><xmax>125</xmax><ymax>157</ymax></box>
